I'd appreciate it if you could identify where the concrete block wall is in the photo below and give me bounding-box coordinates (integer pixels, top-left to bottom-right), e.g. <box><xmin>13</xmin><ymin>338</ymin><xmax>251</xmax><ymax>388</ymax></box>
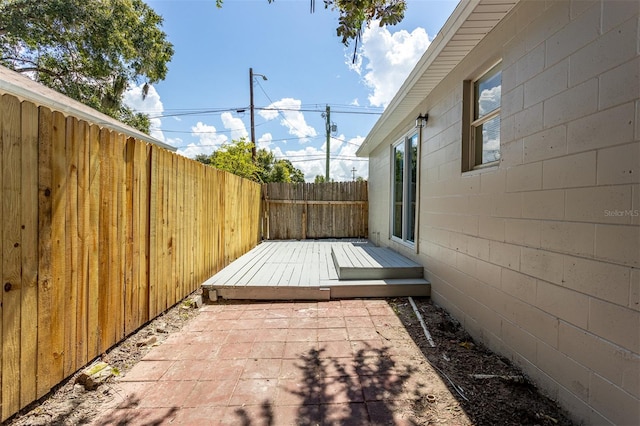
<box><xmin>368</xmin><ymin>1</ymin><xmax>639</xmax><ymax>424</ymax></box>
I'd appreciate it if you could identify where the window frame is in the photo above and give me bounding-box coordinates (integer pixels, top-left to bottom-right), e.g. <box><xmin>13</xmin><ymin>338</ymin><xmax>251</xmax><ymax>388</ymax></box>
<box><xmin>390</xmin><ymin>131</ymin><xmax>419</xmax><ymax>247</ymax></box>
<box><xmin>462</xmin><ymin>61</ymin><xmax>502</xmax><ymax>172</ymax></box>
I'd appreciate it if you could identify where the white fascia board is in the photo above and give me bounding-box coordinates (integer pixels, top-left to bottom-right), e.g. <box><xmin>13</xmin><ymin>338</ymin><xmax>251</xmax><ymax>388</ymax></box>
<box><xmin>357</xmin><ymin>0</ymin><xmax>518</xmax><ymax>157</ymax></box>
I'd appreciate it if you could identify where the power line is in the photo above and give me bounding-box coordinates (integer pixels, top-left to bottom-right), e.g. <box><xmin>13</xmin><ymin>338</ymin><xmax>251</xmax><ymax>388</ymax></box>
<box><xmin>256</xmin><ymin>107</ymin><xmax>382</xmax><ymax>115</ymax></box>
<box><xmin>254</xmin><ymin>79</ymin><xmax>320</xmax><ymax>140</ymax></box>
<box><xmin>142</xmin><ymin>104</ymin><xmax>383</xmax><ymax>119</ymax></box>
<box><xmin>330</xmin><ymin>135</ymin><xmax>362</xmax><ymax>147</ymax></box>
<box><xmin>153</xmin><ymin>120</ymin><xmax>267</xmax><ymax>135</ymax></box>
<box><xmin>283</xmin><ymin>157</ymin><xmax>368</xmax><ymax>163</ymax></box>
<box><xmin>155</xmin><ymin>128</ymin><xmax>363</xmax><ymax>146</ymax></box>
<box><xmin>150</xmin><ymin>107</ymin><xmax>247</xmax><ymax>119</ymax></box>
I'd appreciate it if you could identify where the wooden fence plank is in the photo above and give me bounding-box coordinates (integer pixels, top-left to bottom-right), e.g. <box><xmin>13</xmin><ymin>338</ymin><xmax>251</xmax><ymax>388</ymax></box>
<box><xmin>116</xmin><ymin>133</ymin><xmax>126</xmax><ymax>341</ymax></box>
<box><xmin>64</xmin><ymin>116</ymin><xmax>79</xmax><ymax>378</ymax></box>
<box><xmin>158</xmin><ymin>149</ymin><xmax>168</xmax><ymax>313</ymax></box>
<box><xmin>101</xmin><ymin>131</ymin><xmax>118</xmax><ymax>351</ymax></box>
<box><xmin>50</xmin><ymin>110</ymin><xmax>66</xmax><ymax>386</ymax></box>
<box><xmin>36</xmin><ymin>106</ymin><xmax>53</xmax><ymax>398</ymax></box>
<box><xmin>189</xmin><ymin>161</ymin><xmax>196</xmax><ymax>286</ymax></box>
<box><xmin>107</xmin><ymin>130</ymin><xmax>117</xmax><ymax>346</ymax></box>
<box><xmin>148</xmin><ymin>146</ymin><xmax>158</xmax><ymax>319</ymax></box>
<box><xmin>200</xmin><ymin>166</ymin><xmax>206</xmax><ymax>280</ymax></box>
<box><xmin>176</xmin><ymin>156</ymin><xmax>184</xmax><ymax>301</ymax></box>
<box><xmin>76</xmin><ymin>120</ymin><xmax>90</xmax><ymax>369</ymax></box>
<box><xmin>98</xmin><ymin>128</ymin><xmax>111</xmax><ymax>353</ymax></box>
<box><xmin>156</xmin><ymin>149</ymin><xmax>165</xmax><ymax>314</ymax></box>
<box><xmin>168</xmin><ymin>154</ymin><xmax>177</xmax><ymax>307</ymax></box>
<box><xmin>192</xmin><ymin>161</ymin><xmax>199</xmax><ymax>286</ymax></box>
<box><xmin>160</xmin><ymin>152</ymin><xmax>168</xmax><ymax>308</ymax></box>
<box><xmin>125</xmin><ymin>138</ymin><xmax>136</xmax><ymax>335</ymax></box>
<box><xmin>1</xmin><ymin>94</ymin><xmax>22</xmax><ymax>421</ymax></box>
<box><xmin>213</xmin><ymin>169</ymin><xmax>219</xmax><ymax>272</ymax></box>
<box><xmin>139</xmin><ymin>143</ymin><xmax>150</xmax><ymax>324</ymax></box>
<box><xmin>118</xmin><ymin>133</ymin><xmax>131</xmax><ymax>344</ymax></box>
<box><xmin>130</xmin><ymin>140</ymin><xmax>140</xmax><ymax>332</ymax></box>
<box><xmin>107</xmin><ymin>133</ymin><xmax>117</xmax><ymax>345</ymax></box>
<box><xmin>188</xmin><ymin>160</ymin><xmax>194</xmax><ymax>290</ymax></box>
<box><xmin>205</xmin><ymin>166</ymin><xmax>213</xmax><ymax>275</ymax></box>
<box><xmin>19</xmin><ymin>100</ymin><xmax>38</xmax><ymax>409</ymax></box>
<box><xmin>211</xmin><ymin>168</ymin><xmax>217</xmax><ymax>272</ymax></box>
<box><xmin>188</xmin><ymin>160</ymin><xmax>194</xmax><ymax>288</ymax></box>
<box><xmin>0</xmin><ymin>92</ymin><xmax>3</xmax><ymax>415</ymax></box>
<box><xmin>216</xmin><ymin>170</ymin><xmax>228</xmax><ymax>269</ymax></box>
<box><xmin>87</xmin><ymin>125</ymin><xmax>100</xmax><ymax>359</ymax></box>
<box><xmin>182</xmin><ymin>158</ymin><xmax>189</xmax><ymax>292</ymax></box>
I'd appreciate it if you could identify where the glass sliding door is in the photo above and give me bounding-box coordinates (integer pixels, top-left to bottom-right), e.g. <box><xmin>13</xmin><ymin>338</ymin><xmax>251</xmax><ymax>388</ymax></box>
<box><xmin>391</xmin><ymin>133</ymin><xmax>418</xmax><ymax>244</ymax></box>
<box><xmin>392</xmin><ymin>142</ymin><xmax>404</xmax><ymax>239</ymax></box>
<box><xmin>407</xmin><ymin>133</ymin><xmax>418</xmax><ymax>243</ymax></box>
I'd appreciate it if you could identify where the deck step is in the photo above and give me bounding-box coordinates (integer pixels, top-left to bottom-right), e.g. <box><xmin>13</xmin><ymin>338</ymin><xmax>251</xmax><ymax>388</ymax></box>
<box><xmin>325</xmin><ymin>278</ymin><xmax>430</xmax><ymax>299</ymax></box>
<box><xmin>331</xmin><ymin>243</ymin><xmax>424</xmax><ymax>280</ymax></box>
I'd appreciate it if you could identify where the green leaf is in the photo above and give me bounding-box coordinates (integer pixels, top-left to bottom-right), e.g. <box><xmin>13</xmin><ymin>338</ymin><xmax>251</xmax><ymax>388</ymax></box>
<box><xmin>0</xmin><ymin>0</ymin><xmax>174</xmax><ymax>131</ymax></box>
<box><xmin>199</xmin><ymin>140</ymin><xmax>306</xmax><ymax>183</ymax></box>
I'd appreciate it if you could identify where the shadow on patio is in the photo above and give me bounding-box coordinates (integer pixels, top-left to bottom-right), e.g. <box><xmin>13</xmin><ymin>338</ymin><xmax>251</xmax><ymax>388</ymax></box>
<box><xmin>228</xmin><ymin>344</ymin><xmax>421</xmax><ymax>425</ymax></box>
<box><xmin>90</xmin><ymin>299</ymin><xmax>460</xmax><ymax>425</ymax></box>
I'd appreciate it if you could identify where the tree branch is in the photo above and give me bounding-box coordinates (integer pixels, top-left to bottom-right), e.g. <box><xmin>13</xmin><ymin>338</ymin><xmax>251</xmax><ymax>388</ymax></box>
<box><xmin>12</xmin><ymin>65</ymin><xmax>64</xmax><ymax>79</ymax></box>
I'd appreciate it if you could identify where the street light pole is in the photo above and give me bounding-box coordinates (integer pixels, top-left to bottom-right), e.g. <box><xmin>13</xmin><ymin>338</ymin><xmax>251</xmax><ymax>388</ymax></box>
<box><xmin>249</xmin><ymin>67</ymin><xmax>267</xmax><ymax>161</ymax></box>
<box><xmin>249</xmin><ymin>67</ymin><xmax>256</xmax><ymax>160</ymax></box>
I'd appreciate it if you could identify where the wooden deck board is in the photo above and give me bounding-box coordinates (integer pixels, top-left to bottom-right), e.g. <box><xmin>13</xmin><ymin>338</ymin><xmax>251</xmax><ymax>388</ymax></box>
<box><xmin>203</xmin><ymin>242</ymin><xmax>276</xmax><ymax>285</ymax></box>
<box><xmin>202</xmin><ymin>240</ymin><xmax>429</xmax><ymax>300</ymax></box>
<box><xmin>344</xmin><ymin>243</ymin><xmax>378</xmax><ymax>268</ymax></box>
<box><xmin>332</xmin><ymin>243</ymin><xmax>424</xmax><ymax>280</ymax></box>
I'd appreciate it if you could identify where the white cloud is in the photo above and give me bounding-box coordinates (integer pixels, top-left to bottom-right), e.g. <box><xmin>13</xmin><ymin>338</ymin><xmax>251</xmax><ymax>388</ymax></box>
<box><xmin>124</xmin><ymin>84</ymin><xmax>229</xmax><ymax>159</ymax></box>
<box><xmin>123</xmin><ymin>83</ymin><xmax>176</xmax><ymax>145</ymax></box>
<box><xmin>257</xmin><ymin>133</ymin><xmax>274</xmax><ymax>150</ymax></box>
<box><xmin>352</xmin><ymin>21</ymin><xmax>431</xmax><ymax>107</ymax></box>
<box><xmin>191</xmin><ymin>122</ymin><xmax>228</xmax><ymax>146</ymax></box>
<box><xmin>274</xmin><ymin>135</ymin><xmax>368</xmax><ymax>182</ymax></box>
<box><xmin>178</xmin><ymin>143</ymin><xmax>215</xmax><ymax>159</ymax></box>
<box><xmin>176</xmin><ymin>121</ymin><xmax>228</xmax><ymax>158</ymax></box>
<box><xmin>259</xmin><ymin>98</ymin><xmax>317</xmax><ymax>142</ymax></box>
<box><xmin>331</xmin><ymin>135</ymin><xmax>368</xmax><ymax>182</ymax></box>
<box><xmin>478</xmin><ymin>85</ymin><xmax>501</xmax><ymax>116</ymax></box>
<box><xmin>221</xmin><ymin>112</ymin><xmax>249</xmax><ymax>140</ymax></box>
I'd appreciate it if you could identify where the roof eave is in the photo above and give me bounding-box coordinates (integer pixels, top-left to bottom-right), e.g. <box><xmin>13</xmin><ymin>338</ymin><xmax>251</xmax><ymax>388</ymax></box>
<box><xmin>0</xmin><ymin>65</ymin><xmax>176</xmax><ymax>152</ymax></box>
<box><xmin>357</xmin><ymin>0</ymin><xmax>519</xmax><ymax>157</ymax></box>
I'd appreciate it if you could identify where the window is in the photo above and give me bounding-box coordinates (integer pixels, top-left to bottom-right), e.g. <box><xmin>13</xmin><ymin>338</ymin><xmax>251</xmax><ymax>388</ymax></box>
<box><xmin>463</xmin><ymin>62</ymin><xmax>501</xmax><ymax>171</ymax></box>
<box><xmin>391</xmin><ymin>133</ymin><xmax>418</xmax><ymax>244</ymax></box>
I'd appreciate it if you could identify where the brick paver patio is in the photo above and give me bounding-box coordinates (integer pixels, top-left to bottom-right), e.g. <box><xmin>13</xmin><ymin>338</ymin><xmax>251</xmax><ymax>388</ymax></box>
<box><xmin>92</xmin><ymin>299</ymin><xmax>460</xmax><ymax>425</ymax></box>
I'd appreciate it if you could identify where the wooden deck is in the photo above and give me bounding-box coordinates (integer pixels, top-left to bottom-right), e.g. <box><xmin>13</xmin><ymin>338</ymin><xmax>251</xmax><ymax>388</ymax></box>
<box><xmin>201</xmin><ymin>240</ymin><xmax>430</xmax><ymax>301</ymax></box>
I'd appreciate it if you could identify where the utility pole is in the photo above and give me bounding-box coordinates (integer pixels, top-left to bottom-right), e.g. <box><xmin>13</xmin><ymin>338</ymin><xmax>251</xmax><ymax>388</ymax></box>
<box><xmin>249</xmin><ymin>68</ymin><xmax>267</xmax><ymax>161</ymax></box>
<box><xmin>352</xmin><ymin>167</ymin><xmax>357</xmax><ymax>181</ymax></box>
<box><xmin>324</xmin><ymin>104</ymin><xmax>330</xmax><ymax>181</ymax></box>
<box><xmin>249</xmin><ymin>68</ymin><xmax>256</xmax><ymax>160</ymax></box>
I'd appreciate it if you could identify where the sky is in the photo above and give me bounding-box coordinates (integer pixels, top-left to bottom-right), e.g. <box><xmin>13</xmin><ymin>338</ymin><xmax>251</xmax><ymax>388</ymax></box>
<box><xmin>124</xmin><ymin>0</ymin><xmax>459</xmax><ymax>182</ymax></box>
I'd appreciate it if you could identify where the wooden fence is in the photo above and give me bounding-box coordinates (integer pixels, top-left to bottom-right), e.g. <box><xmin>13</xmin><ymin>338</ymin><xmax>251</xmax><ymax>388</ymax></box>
<box><xmin>262</xmin><ymin>181</ymin><xmax>368</xmax><ymax>240</ymax></box>
<box><xmin>0</xmin><ymin>93</ymin><xmax>261</xmax><ymax>421</ymax></box>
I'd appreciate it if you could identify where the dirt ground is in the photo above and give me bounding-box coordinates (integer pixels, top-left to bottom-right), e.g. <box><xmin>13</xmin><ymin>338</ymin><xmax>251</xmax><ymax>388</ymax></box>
<box><xmin>5</xmin><ymin>294</ymin><xmax>203</xmax><ymax>426</ymax></box>
<box><xmin>6</xmin><ymin>294</ymin><xmax>574</xmax><ymax>426</ymax></box>
<box><xmin>388</xmin><ymin>298</ymin><xmax>574</xmax><ymax>426</ymax></box>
